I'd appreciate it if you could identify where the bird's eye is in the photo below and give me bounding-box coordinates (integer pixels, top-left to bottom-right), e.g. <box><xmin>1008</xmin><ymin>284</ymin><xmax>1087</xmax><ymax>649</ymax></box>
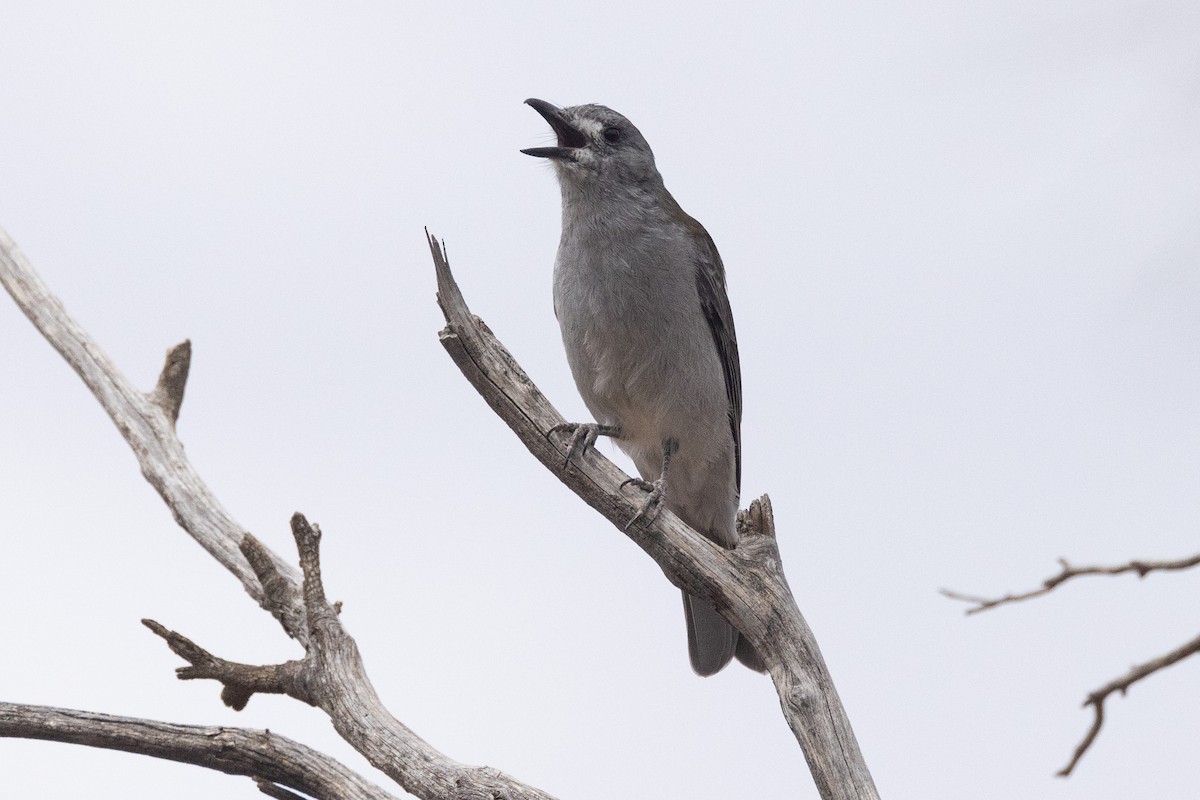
<box><xmin>602</xmin><ymin>127</ymin><xmax>622</xmax><ymax>144</ymax></box>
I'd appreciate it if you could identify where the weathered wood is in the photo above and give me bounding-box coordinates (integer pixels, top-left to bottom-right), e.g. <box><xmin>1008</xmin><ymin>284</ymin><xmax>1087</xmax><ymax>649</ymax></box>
<box><xmin>0</xmin><ymin>702</ymin><xmax>397</xmax><ymax>800</ymax></box>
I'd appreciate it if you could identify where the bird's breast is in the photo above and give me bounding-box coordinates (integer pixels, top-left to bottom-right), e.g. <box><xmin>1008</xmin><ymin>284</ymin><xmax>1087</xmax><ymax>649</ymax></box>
<box><xmin>552</xmin><ymin>229</ymin><xmax>725</xmax><ymax>448</ymax></box>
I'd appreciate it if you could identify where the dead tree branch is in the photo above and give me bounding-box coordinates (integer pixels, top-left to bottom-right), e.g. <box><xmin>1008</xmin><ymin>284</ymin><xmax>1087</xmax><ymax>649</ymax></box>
<box><xmin>0</xmin><ymin>225</ymin><xmax>558</xmax><ymax>800</ymax></box>
<box><xmin>0</xmin><ymin>702</ymin><xmax>397</xmax><ymax>800</ymax></box>
<box><xmin>941</xmin><ymin>552</ymin><xmax>1200</xmax><ymax>614</ymax></box>
<box><xmin>428</xmin><ymin>232</ymin><xmax>879</xmax><ymax>800</ymax></box>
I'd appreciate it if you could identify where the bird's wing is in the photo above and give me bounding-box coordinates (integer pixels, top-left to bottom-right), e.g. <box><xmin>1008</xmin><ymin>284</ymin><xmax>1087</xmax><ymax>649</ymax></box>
<box><xmin>691</xmin><ymin>227</ymin><xmax>743</xmax><ymax>491</ymax></box>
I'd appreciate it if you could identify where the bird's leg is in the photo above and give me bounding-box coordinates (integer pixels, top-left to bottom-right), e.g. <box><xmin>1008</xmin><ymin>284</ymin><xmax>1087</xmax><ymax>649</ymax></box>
<box><xmin>621</xmin><ymin>438</ymin><xmax>677</xmax><ymax>530</ymax></box>
<box><xmin>548</xmin><ymin>421</ymin><xmax>621</xmax><ymax>472</ymax></box>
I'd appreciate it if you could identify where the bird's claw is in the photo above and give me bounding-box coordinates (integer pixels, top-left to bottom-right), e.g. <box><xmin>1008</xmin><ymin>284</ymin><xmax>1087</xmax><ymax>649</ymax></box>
<box><xmin>548</xmin><ymin>422</ymin><xmax>615</xmax><ymax>472</ymax></box>
<box><xmin>621</xmin><ymin>476</ymin><xmax>666</xmax><ymax>530</ymax></box>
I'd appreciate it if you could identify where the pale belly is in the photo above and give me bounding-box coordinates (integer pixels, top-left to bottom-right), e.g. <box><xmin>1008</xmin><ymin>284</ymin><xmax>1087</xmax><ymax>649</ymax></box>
<box><xmin>554</xmin><ymin>266</ymin><xmax>739</xmax><ymax>543</ymax></box>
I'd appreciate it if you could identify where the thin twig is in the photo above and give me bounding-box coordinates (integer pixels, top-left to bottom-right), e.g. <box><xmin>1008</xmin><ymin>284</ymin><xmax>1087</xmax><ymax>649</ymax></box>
<box><xmin>942</xmin><ymin>546</ymin><xmax>1200</xmax><ymax>776</ymax></box>
<box><xmin>941</xmin><ymin>553</ymin><xmax>1200</xmax><ymax>614</ymax></box>
<box><xmin>1058</xmin><ymin>631</ymin><xmax>1200</xmax><ymax>776</ymax></box>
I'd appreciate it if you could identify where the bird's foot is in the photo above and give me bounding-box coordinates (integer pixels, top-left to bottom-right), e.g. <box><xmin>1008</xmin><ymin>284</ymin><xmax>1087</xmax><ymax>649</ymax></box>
<box><xmin>620</xmin><ymin>476</ymin><xmax>666</xmax><ymax>530</ymax></box>
<box><xmin>548</xmin><ymin>422</ymin><xmax>619</xmax><ymax>472</ymax></box>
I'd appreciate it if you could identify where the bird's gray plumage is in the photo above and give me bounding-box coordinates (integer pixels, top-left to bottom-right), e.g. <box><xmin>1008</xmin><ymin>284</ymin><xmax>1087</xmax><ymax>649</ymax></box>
<box><xmin>523</xmin><ymin>98</ymin><xmax>764</xmax><ymax>676</ymax></box>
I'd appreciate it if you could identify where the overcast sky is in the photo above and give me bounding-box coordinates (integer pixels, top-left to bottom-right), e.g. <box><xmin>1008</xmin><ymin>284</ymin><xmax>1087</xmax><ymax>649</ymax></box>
<box><xmin>2</xmin><ymin>2</ymin><xmax>1198</xmax><ymax>798</ymax></box>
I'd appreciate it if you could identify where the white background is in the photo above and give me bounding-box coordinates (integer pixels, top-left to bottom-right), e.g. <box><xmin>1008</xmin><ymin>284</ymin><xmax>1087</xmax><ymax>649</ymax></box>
<box><xmin>2</xmin><ymin>2</ymin><xmax>1198</xmax><ymax>798</ymax></box>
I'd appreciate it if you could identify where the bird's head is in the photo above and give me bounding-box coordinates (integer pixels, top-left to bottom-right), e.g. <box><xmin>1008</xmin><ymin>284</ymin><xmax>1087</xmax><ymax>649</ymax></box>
<box><xmin>522</xmin><ymin>98</ymin><xmax>660</xmax><ymax>187</ymax></box>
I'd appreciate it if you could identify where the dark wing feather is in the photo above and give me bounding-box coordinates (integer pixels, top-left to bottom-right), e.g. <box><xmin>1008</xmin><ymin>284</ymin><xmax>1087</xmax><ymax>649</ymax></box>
<box><xmin>690</xmin><ymin>227</ymin><xmax>743</xmax><ymax>491</ymax></box>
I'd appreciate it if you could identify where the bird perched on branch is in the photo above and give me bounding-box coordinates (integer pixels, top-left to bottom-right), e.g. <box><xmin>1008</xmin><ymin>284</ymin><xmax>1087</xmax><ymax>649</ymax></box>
<box><xmin>523</xmin><ymin>98</ymin><xmax>763</xmax><ymax>676</ymax></box>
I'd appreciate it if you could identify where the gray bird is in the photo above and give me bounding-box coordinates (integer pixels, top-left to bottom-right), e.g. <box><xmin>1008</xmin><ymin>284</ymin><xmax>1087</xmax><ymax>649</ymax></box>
<box><xmin>523</xmin><ymin>98</ymin><xmax>764</xmax><ymax>676</ymax></box>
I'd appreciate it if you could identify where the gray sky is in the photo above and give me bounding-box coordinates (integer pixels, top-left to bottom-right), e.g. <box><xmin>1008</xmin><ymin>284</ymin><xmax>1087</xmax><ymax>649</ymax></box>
<box><xmin>2</xmin><ymin>2</ymin><xmax>1198</xmax><ymax>798</ymax></box>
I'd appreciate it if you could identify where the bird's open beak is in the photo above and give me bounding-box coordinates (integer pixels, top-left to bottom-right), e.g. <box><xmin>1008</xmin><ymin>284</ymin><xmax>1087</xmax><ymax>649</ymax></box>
<box><xmin>521</xmin><ymin>98</ymin><xmax>587</xmax><ymax>159</ymax></box>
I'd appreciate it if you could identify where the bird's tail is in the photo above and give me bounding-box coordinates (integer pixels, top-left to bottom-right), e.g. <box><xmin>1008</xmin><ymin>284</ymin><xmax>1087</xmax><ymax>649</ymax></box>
<box><xmin>683</xmin><ymin>591</ymin><xmax>767</xmax><ymax>676</ymax></box>
<box><xmin>683</xmin><ymin>591</ymin><xmax>738</xmax><ymax>676</ymax></box>
<box><xmin>734</xmin><ymin>630</ymin><xmax>766</xmax><ymax>672</ymax></box>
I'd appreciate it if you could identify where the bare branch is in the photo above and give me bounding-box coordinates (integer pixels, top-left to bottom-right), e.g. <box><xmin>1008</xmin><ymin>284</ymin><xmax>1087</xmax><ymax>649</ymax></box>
<box><xmin>0</xmin><ymin>225</ymin><xmax>307</xmax><ymax>643</ymax></box>
<box><xmin>428</xmin><ymin>232</ymin><xmax>879</xmax><ymax>800</ymax></box>
<box><xmin>0</xmin><ymin>702</ymin><xmax>398</xmax><ymax>800</ymax></box>
<box><xmin>941</xmin><ymin>542</ymin><xmax>1200</xmax><ymax>775</ymax></box>
<box><xmin>941</xmin><ymin>552</ymin><xmax>1200</xmax><ymax>614</ymax></box>
<box><xmin>2</xmin><ymin>226</ymin><xmax>561</xmax><ymax>800</ymax></box>
<box><xmin>1058</xmin><ymin>631</ymin><xmax>1200</xmax><ymax>776</ymax></box>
